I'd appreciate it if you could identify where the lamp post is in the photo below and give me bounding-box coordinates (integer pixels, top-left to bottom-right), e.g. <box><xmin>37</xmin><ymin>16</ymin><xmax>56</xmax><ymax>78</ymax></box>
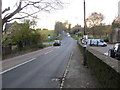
<box><xmin>83</xmin><ymin>0</ymin><xmax>87</xmax><ymax>66</ymax></box>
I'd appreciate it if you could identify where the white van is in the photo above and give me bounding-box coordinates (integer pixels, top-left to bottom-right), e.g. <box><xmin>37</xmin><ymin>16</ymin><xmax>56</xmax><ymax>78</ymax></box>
<box><xmin>86</xmin><ymin>39</ymin><xmax>107</xmax><ymax>47</ymax></box>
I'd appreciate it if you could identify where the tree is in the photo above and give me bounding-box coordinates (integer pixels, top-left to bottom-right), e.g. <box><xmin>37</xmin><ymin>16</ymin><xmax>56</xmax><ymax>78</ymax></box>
<box><xmin>54</xmin><ymin>21</ymin><xmax>66</xmax><ymax>37</ymax></box>
<box><xmin>87</xmin><ymin>12</ymin><xmax>104</xmax><ymax>37</ymax></box>
<box><xmin>2</xmin><ymin>0</ymin><xmax>64</xmax><ymax>31</ymax></box>
<box><xmin>68</xmin><ymin>23</ymin><xmax>71</xmax><ymax>31</ymax></box>
<box><xmin>91</xmin><ymin>25</ymin><xmax>112</xmax><ymax>38</ymax></box>
<box><xmin>3</xmin><ymin>19</ymin><xmax>42</xmax><ymax>50</ymax></box>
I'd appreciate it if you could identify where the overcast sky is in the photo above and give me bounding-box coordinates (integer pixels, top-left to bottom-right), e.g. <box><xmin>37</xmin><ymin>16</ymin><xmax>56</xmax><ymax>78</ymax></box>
<box><xmin>2</xmin><ymin>0</ymin><xmax>120</xmax><ymax>30</ymax></box>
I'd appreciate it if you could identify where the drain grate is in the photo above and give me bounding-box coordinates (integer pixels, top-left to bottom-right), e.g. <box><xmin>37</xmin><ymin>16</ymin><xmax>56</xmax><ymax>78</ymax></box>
<box><xmin>51</xmin><ymin>77</ymin><xmax>63</xmax><ymax>83</ymax></box>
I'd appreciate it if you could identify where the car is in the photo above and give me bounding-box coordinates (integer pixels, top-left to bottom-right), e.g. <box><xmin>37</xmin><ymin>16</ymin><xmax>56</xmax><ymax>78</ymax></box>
<box><xmin>53</xmin><ymin>40</ymin><xmax>61</xmax><ymax>46</ymax></box>
<box><xmin>86</xmin><ymin>39</ymin><xmax>107</xmax><ymax>47</ymax></box>
<box><xmin>67</xmin><ymin>34</ymin><xmax>71</xmax><ymax>38</ymax></box>
<box><xmin>108</xmin><ymin>43</ymin><xmax>120</xmax><ymax>60</ymax></box>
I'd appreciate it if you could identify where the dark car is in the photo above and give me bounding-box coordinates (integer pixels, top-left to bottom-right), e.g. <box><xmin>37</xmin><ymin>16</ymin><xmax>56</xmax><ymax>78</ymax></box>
<box><xmin>53</xmin><ymin>40</ymin><xmax>61</xmax><ymax>46</ymax></box>
<box><xmin>108</xmin><ymin>43</ymin><xmax>120</xmax><ymax>60</ymax></box>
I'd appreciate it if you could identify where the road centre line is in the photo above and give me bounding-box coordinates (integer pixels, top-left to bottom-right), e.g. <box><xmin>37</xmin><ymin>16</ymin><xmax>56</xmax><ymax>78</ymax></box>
<box><xmin>0</xmin><ymin>58</ymin><xmax>36</xmax><ymax>75</ymax></box>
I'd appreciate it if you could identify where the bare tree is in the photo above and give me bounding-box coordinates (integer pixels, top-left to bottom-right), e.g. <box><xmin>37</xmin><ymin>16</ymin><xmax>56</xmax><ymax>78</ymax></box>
<box><xmin>2</xmin><ymin>0</ymin><xmax>64</xmax><ymax>30</ymax></box>
<box><xmin>87</xmin><ymin>12</ymin><xmax>104</xmax><ymax>37</ymax></box>
<box><xmin>87</xmin><ymin>12</ymin><xmax>104</xmax><ymax>27</ymax></box>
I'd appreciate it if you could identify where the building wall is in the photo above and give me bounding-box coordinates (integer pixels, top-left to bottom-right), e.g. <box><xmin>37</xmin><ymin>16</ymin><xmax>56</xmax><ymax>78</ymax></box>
<box><xmin>109</xmin><ymin>1</ymin><xmax>120</xmax><ymax>43</ymax></box>
<box><xmin>109</xmin><ymin>28</ymin><xmax>120</xmax><ymax>43</ymax></box>
<box><xmin>118</xmin><ymin>1</ymin><xmax>120</xmax><ymax>17</ymax></box>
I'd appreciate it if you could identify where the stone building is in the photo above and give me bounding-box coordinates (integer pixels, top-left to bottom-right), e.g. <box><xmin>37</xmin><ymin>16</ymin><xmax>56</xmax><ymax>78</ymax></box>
<box><xmin>109</xmin><ymin>28</ymin><xmax>120</xmax><ymax>43</ymax></box>
<box><xmin>109</xmin><ymin>1</ymin><xmax>120</xmax><ymax>43</ymax></box>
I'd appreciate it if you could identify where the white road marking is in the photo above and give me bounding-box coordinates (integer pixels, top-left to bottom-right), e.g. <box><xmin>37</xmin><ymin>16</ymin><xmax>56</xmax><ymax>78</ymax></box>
<box><xmin>44</xmin><ymin>50</ymin><xmax>53</xmax><ymax>55</ymax></box>
<box><xmin>0</xmin><ymin>58</ymin><xmax>36</xmax><ymax>74</ymax></box>
<box><xmin>60</xmin><ymin>51</ymin><xmax>73</xmax><ymax>89</ymax></box>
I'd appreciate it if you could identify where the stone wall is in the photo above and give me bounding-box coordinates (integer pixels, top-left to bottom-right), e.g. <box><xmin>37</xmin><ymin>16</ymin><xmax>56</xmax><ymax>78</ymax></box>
<box><xmin>78</xmin><ymin>42</ymin><xmax>120</xmax><ymax>88</ymax></box>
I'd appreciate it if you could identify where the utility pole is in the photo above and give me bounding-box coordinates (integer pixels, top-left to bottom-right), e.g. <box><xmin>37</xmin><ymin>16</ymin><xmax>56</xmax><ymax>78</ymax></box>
<box><xmin>0</xmin><ymin>0</ymin><xmax>2</xmax><ymax>89</ymax></box>
<box><xmin>83</xmin><ymin>0</ymin><xmax>87</xmax><ymax>66</ymax></box>
<box><xmin>84</xmin><ymin>0</ymin><xmax>86</xmax><ymax>35</ymax></box>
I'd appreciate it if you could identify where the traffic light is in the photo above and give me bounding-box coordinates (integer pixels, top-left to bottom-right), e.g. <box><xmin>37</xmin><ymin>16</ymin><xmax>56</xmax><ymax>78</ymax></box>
<box><xmin>59</xmin><ymin>34</ymin><xmax>61</xmax><ymax>37</ymax></box>
<box><xmin>48</xmin><ymin>34</ymin><xmax>51</xmax><ymax>39</ymax></box>
<box><xmin>76</xmin><ymin>33</ymin><xmax>78</xmax><ymax>38</ymax></box>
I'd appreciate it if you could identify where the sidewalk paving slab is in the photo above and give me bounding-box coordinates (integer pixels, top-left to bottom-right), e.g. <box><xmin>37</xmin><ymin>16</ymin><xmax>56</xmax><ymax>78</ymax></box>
<box><xmin>63</xmin><ymin>43</ymin><xmax>102</xmax><ymax>88</ymax></box>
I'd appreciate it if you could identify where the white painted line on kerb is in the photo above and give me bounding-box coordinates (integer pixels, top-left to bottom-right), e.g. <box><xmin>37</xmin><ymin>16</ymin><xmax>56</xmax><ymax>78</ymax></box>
<box><xmin>44</xmin><ymin>50</ymin><xmax>53</xmax><ymax>55</ymax></box>
<box><xmin>0</xmin><ymin>58</ymin><xmax>36</xmax><ymax>74</ymax></box>
<box><xmin>60</xmin><ymin>51</ymin><xmax>73</xmax><ymax>89</ymax></box>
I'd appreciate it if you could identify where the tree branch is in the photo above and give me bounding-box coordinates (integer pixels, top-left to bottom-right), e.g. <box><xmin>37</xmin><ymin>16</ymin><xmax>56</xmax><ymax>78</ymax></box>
<box><xmin>2</xmin><ymin>7</ymin><xmax>10</xmax><ymax>14</ymax></box>
<box><xmin>2</xmin><ymin>0</ymin><xmax>64</xmax><ymax>30</ymax></box>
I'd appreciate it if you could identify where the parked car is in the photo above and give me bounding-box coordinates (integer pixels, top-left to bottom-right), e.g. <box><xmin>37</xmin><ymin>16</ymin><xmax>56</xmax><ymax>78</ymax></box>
<box><xmin>53</xmin><ymin>40</ymin><xmax>61</xmax><ymax>46</ymax></box>
<box><xmin>86</xmin><ymin>39</ymin><xmax>107</xmax><ymax>47</ymax></box>
<box><xmin>108</xmin><ymin>43</ymin><xmax>120</xmax><ymax>60</ymax></box>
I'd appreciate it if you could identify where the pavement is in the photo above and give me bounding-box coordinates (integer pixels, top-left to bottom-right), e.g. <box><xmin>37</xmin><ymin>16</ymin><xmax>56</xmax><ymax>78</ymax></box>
<box><xmin>63</xmin><ymin>43</ymin><xmax>102</xmax><ymax>88</ymax></box>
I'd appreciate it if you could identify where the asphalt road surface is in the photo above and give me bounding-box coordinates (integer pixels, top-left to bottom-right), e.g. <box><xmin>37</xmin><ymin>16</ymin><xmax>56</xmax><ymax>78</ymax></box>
<box><xmin>2</xmin><ymin>37</ymin><xmax>76</xmax><ymax>88</ymax></box>
<box><xmin>90</xmin><ymin>44</ymin><xmax>114</xmax><ymax>55</ymax></box>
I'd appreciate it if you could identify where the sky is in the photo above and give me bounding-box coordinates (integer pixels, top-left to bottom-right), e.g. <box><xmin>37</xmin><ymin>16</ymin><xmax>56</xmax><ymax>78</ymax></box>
<box><xmin>2</xmin><ymin>0</ymin><xmax>120</xmax><ymax>30</ymax></box>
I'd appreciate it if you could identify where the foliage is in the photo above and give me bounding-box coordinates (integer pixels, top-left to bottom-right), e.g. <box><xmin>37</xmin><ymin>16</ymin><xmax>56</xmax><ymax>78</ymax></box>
<box><xmin>38</xmin><ymin>30</ymin><xmax>54</xmax><ymax>41</ymax></box>
<box><xmin>70</xmin><ymin>24</ymin><xmax>82</xmax><ymax>34</ymax></box>
<box><xmin>88</xmin><ymin>25</ymin><xmax>112</xmax><ymax>38</ymax></box>
<box><xmin>3</xmin><ymin>20</ymin><xmax>43</xmax><ymax>50</ymax></box>
<box><xmin>54</xmin><ymin>21</ymin><xmax>67</xmax><ymax>37</ymax></box>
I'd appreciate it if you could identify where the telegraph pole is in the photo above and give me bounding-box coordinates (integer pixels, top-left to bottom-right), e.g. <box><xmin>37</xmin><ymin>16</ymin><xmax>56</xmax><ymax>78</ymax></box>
<box><xmin>83</xmin><ymin>0</ymin><xmax>87</xmax><ymax>66</ymax></box>
<box><xmin>0</xmin><ymin>0</ymin><xmax>2</xmax><ymax>89</ymax></box>
<box><xmin>84</xmin><ymin>0</ymin><xmax>86</xmax><ymax>35</ymax></box>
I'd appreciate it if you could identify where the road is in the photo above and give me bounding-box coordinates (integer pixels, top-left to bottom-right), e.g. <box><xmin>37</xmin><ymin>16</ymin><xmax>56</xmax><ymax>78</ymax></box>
<box><xmin>90</xmin><ymin>44</ymin><xmax>114</xmax><ymax>55</ymax></box>
<box><xmin>2</xmin><ymin>37</ymin><xmax>76</xmax><ymax>88</ymax></box>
